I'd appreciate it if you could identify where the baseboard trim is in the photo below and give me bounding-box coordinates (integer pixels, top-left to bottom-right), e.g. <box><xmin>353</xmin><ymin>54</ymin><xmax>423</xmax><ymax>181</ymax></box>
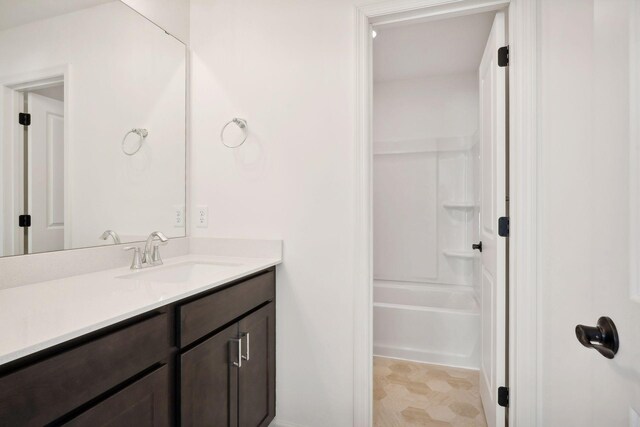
<box><xmin>373</xmin><ymin>344</ymin><xmax>479</xmax><ymax>370</ymax></box>
<box><xmin>269</xmin><ymin>419</ymin><xmax>306</xmax><ymax>427</ymax></box>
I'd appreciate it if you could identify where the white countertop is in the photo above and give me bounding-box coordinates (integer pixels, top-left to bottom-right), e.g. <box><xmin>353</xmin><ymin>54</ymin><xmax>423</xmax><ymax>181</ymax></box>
<box><xmin>0</xmin><ymin>254</ymin><xmax>280</xmax><ymax>365</ymax></box>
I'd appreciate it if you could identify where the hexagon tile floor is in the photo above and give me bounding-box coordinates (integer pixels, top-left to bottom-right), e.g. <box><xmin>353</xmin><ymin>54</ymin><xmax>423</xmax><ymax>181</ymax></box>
<box><xmin>373</xmin><ymin>356</ymin><xmax>487</xmax><ymax>426</ymax></box>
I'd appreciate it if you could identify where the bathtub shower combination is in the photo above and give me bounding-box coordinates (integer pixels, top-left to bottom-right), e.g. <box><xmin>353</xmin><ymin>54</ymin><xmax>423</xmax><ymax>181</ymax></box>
<box><xmin>373</xmin><ymin>280</ymin><xmax>480</xmax><ymax>369</ymax></box>
<box><xmin>373</xmin><ymin>93</ymin><xmax>481</xmax><ymax>371</ymax></box>
<box><xmin>371</xmin><ymin>12</ymin><xmax>508</xmax><ymax>426</ymax></box>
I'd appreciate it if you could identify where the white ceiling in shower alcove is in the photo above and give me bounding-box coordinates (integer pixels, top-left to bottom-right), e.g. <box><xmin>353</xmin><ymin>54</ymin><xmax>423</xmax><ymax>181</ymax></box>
<box><xmin>0</xmin><ymin>0</ymin><xmax>115</xmax><ymax>31</ymax></box>
<box><xmin>373</xmin><ymin>11</ymin><xmax>496</xmax><ymax>82</ymax></box>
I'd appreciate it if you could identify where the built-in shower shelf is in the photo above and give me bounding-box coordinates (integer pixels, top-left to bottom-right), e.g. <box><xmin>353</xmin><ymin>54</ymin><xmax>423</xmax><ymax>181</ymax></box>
<box><xmin>443</xmin><ymin>250</ymin><xmax>478</xmax><ymax>260</ymax></box>
<box><xmin>443</xmin><ymin>201</ymin><xmax>478</xmax><ymax>210</ymax></box>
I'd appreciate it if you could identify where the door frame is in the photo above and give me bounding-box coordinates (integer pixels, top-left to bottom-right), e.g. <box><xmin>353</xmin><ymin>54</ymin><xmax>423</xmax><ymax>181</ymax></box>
<box><xmin>0</xmin><ymin>65</ymin><xmax>71</xmax><ymax>253</ymax></box>
<box><xmin>352</xmin><ymin>0</ymin><xmax>539</xmax><ymax>425</ymax></box>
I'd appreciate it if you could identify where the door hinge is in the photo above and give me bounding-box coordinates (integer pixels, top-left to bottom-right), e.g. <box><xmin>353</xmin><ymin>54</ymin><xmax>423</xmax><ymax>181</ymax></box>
<box><xmin>498</xmin><ymin>46</ymin><xmax>509</xmax><ymax>67</ymax></box>
<box><xmin>18</xmin><ymin>113</ymin><xmax>31</xmax><ymax>126</ymax></box>
<box><xmin>498</xmin><ymin>386</ymin><xmax>509</xmax><ymax>407</ymax></box>
<box><xmin>498</xmin><ymin>216</ymin><xmax>510</xmax><ymax>237</ymax></box>
<box><xmin>18</xmin><ymin>215</ymin><xmax>31</xmax><ymax>228</ymax></box>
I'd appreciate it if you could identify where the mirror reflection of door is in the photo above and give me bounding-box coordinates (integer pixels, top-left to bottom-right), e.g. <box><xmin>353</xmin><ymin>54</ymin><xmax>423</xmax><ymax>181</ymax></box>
<box><xmin>25</xmin><ymin>88</ymin><xmax>65</xmax><ymax>254</ymax></box>
<box><xmin>12</xmin><ymin>84</ymin><xmax>66</xmax><ymax>255</ymax></box>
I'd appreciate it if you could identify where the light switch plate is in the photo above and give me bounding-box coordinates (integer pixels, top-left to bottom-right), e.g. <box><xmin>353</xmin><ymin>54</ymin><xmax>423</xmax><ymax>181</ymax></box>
<box><xmin>174</xmin><ymin>205</ymin><xmax>185</xmax><ymax>228</ymax></box>
<box><xmin>197</xmin><ymin>205</ymin><xmax>208</xmax><ymax>228</ymax></box>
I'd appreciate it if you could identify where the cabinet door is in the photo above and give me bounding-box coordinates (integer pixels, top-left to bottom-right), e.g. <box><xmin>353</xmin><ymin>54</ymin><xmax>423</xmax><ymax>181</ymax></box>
<box><xmin>180</xmin><ymin>322</ymin><xmax>239</xmax><ymax>427</ymax></box>
<box><xmin>64</xmin><ymin>365</ymin><xmax>170</xmax><ymax>427</ymax></box>
<box><xmin>238</xmin><ymin>303</ymin><xmax>276</xmax><ymax>427</ymax></box>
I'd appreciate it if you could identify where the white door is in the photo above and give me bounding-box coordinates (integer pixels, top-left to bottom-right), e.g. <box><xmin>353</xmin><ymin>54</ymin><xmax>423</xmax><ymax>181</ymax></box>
<box><xmin>478</xmin><ymin>12</ymin><xmax>506</xmax><ymax>427</ymax></box>
<box><xmin>539</xmin><ymin>0</ymin><xmax>640</xmax><ymax>425</ymax></box>
<box><xmin>27</xmin><ymin>92</ymin><xmax>64</xmax><ymax>253</ymax></box>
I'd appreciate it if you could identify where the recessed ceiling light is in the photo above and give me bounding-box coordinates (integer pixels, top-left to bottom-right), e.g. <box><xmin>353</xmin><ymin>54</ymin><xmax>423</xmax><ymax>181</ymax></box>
<box><xmin>372</xmin><ymin>29</ymin><xmax>377</xmax><ymax>39</ymax></box>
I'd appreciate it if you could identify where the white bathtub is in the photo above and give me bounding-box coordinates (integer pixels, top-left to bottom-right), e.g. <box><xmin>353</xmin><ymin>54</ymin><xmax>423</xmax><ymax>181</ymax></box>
<box><xmin>373</xmin><ymin>281</ymin><xmax>480</xmax><ymax>369</ymax></box>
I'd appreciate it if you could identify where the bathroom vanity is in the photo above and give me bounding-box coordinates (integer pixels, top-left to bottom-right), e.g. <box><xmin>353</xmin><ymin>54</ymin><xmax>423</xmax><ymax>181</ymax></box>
<box><xmin>0</xmin><ymin>254</ymin><xmax>278</xmax><ymax>426</ymax></box>
<box><xmin>0</xmin><ymin>1</ymin><xmax>277</xmax><ymax>425</ymax></box>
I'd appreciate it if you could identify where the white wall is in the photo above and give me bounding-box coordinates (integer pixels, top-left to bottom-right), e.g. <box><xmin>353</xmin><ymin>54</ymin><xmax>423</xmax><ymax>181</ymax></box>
<box><xmin>122</xmin><ymin>0</ymin><xmax>190</xmax><ymax>44</ymax></box>
<box><xmin>190</xmin><ymin>0</ymin><xmax>356</xmax><ymax>425</ymax></box>
<box><xmin>188</xmin><ymin>0</ymin><xmax>640</xmax><ymax>425</ymax></box>
<box><xmin>373</xmin><ymin>74</ymin><xmax>478</xmax><ymax>287</ymax></box>
<box><xmin>0</xmin><ymin>86</ymin><xmax>15</xmax><ymax>256</ymax></box>
<box><xmin>192</xmin><ymin>0</ymin><xmax>628</xmax><ymax>425</ymax></box>
<box><xmin>374</xmin><ymin>74</ymin><xmax>479</xmax><ymax>141</ymax></box>
<box><xmin>0</xmin><ymin>2</ymin><xmax>186</xmax><ymax>251</ymax></box>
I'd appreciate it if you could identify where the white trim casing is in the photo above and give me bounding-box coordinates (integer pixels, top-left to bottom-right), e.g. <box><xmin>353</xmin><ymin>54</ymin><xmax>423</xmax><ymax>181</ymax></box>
<box><xmin>630</xmin><ymin>0</ymin><xmax>640</xmax><ymax>303</ymax></box>
<box><xmin>353</xmin><ymin>6</ymin><xmax>373</xmax><ymax>425</ymax></box>
<box><xmin>507</xmin><ymin>1</ymin><xmax>539</xmax><ymax>426</ymax></box>
<box><xmin>353</xmin><ymin>1</ymin><xmax>538</xmax><ymax>426</ymax></box>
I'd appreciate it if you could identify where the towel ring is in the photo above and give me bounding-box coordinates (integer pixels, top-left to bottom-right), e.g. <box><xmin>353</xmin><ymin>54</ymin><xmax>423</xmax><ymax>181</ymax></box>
<box><xmin>220</xmin><ymin>118</ymin><xmax>248</xmax><ymax>148</ymax></box>
<box><xmin>122</xmin><ymin>128</ymin><xmax>149</xmax><ymax>156</ymax></box>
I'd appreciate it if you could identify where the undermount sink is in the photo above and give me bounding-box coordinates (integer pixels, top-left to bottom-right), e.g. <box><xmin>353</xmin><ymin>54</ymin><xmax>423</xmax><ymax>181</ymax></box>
<box><xmin>117</xmin><ymin>261</ymin><xmax>243</xmax><ymax>284</ymax></box>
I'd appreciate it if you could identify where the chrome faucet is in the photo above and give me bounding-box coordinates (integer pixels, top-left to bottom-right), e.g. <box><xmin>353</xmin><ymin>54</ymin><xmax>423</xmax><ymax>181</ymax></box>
<box><xmin>123</xmin><ymin>231</ymin><xmax>169</xmax><ymax>270</ymax></box>
<box><xmin>99</xmin><ymin>230</ymin><xmax>121</xmax><ymax>244</ymax></box>
<box><xmin>143</xmin><ymin>231</ymin><xmax>169</xmax><ymax>266</ymax></box>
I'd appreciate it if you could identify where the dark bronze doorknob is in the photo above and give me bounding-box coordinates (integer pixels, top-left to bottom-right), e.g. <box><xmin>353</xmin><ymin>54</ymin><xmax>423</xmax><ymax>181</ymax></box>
<box><xmin>472</xmin><ymin>242</ymin><xmax>482</xmax><ymax>252</ymax></box>
<box><xmin>575</xmin><ymin>316</ymin><xmax>619</xmax><ymax>359</ymax></box>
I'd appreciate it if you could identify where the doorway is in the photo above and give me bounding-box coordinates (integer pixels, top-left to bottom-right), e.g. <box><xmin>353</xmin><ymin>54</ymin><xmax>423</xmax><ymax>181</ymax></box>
<box><xmin>354</xmin><ymin>1</ymin><xmax>538</xmax><ymax>425</ymax></box>
<box><xmin>368</xmin><ymin>6</ymin><xmax>508</xmax><ymax>427</ymax></box>
<box><xmin>1</xmin><ymin>74</ymin><xmax>66</xmax><ymax>256</ymax></box>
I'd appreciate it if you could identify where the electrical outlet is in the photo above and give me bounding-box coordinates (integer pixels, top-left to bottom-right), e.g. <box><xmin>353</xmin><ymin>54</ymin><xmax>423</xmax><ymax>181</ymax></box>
<box><xmin>174</xmin><ymin>205</ymin><xmax>185</xmax><ymax>228</ymax></box>
<box><xmin>197</xmin><ymin>205</ymin><xmax>208</xmax><ymax>228</ymax></box>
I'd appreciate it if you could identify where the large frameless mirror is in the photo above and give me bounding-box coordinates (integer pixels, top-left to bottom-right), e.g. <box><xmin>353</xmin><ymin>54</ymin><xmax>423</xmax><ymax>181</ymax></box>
<box><xmin>0</xmin><ymin>0</ymin><xmax>186</xmax><ymax>256</ymax></box>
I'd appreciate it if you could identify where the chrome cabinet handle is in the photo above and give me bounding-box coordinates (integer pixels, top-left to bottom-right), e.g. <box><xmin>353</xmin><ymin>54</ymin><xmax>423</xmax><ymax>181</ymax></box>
<box><xmin>230</xmin><ymin>338</ymin><xmax>242</xmax><ymax>367</ymax></box>
<box><xmin>241</xmin><ymin>332</ymin><xmax>250</xmax><ymax>361</ymax></box>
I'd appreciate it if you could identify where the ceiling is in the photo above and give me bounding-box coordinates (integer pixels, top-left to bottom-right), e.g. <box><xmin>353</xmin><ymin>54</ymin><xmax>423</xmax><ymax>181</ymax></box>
<box><xmin>31</xmin><ymin>84</ymin><xmax>64</xmax><ymax>101</ymax></box>
<box><xmin>0</xmin><ymin>0</ymin><xmax>116</xmax><ymax>31</ymax></box>
<box><xmin>373</xmin><ymin>12</ymin><xmax>496</xmax><ymax>82</ymax></box>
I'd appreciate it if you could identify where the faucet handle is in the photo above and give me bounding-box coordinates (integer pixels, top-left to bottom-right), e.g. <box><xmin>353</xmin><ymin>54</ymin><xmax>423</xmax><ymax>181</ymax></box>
<box><xmin>123</xmin><ymin>246</ymin><xmax>143</xmax><ymax>270</ymax></box>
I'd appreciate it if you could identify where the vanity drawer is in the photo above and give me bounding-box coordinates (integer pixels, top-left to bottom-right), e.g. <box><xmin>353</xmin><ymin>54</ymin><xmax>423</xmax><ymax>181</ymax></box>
<box><xmin>179</xmin><ymin>270</ymin><xmax>275</xmax><ymax>347</ymax></box>
<box><xmin>64</xmin><ymin>365</ymin><xmax>170</xmax><ymax>427</ymax></box>
<box><xmin>0</xmin><ymin>312</ymin><xmax>169</xmax><ymax>426</ymax></box>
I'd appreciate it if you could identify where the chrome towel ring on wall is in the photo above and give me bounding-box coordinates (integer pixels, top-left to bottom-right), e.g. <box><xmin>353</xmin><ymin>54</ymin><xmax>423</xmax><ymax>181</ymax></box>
<box><xmin>220</xmin><ymin>118</ymin><xmax>248</xmax><ymax>148</ymax></box>
<box><xmin>122</xmin><ymin>128</ymin><xmax>149</xmax><ymax>156</ymax></box>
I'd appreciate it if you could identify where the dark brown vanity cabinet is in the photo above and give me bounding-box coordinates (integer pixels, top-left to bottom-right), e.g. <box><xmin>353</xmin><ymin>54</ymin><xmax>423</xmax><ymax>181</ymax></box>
<box><xmin>179</xmin><ymin>272</ymin><xmax>276</xmax><ymax>427</ymax></box>
<box><xmin>0</xmin><ymin>312</ymin><xmax>171</xmax><ymax>426</ymax></box>
<box><xmin>180</xmin><ymin>302</ymin><xmax>276</xmax><ymax>427</ymax></box>
<box><xmin>0</xmin><ymin>268</ymin><xmax>276</xmax><ymax>427</ymax></box>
